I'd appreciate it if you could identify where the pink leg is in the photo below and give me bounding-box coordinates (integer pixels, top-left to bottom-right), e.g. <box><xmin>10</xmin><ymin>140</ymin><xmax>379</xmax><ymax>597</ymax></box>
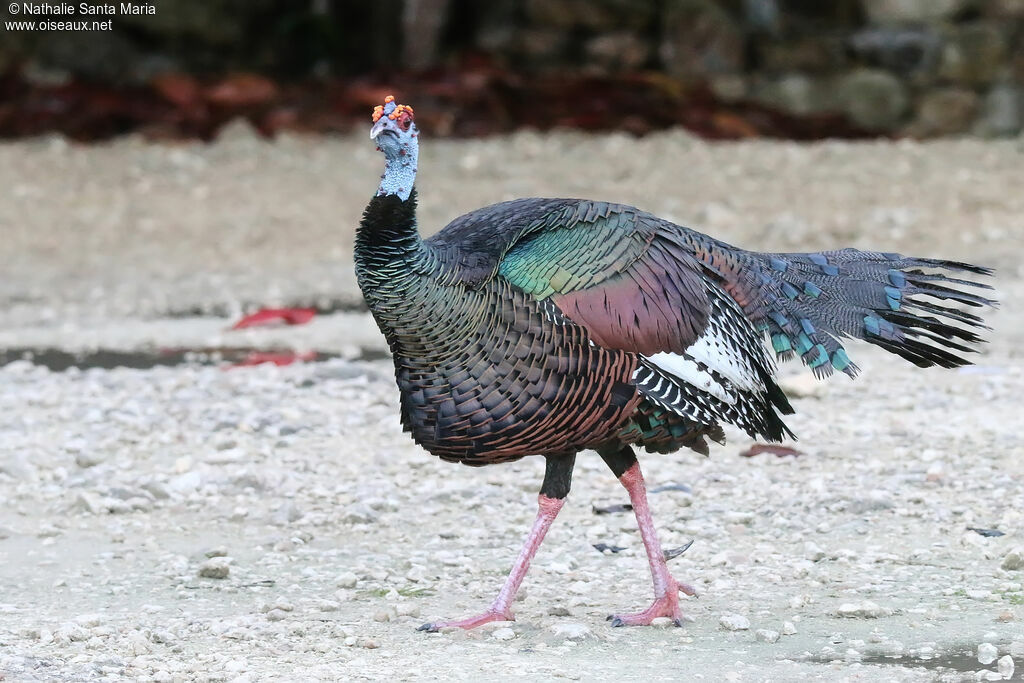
<box><xmin>419</xmin><ymin>494</ymin><xmax>565</xmax><ymax>632</ymax></box>
<box><xmin>608</xmin><ymin>461</ymin><xmax>696</xmax><ymax>627</ymax></box>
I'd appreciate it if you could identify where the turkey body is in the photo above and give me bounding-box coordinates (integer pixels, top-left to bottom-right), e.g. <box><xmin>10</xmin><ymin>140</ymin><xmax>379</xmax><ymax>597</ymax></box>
<box><xmin>357</xmin><ymin>194</ymin><xmax>652</xmax><ymax>465</ymax></box>
<box><xmin>355</xmin><ymin>190</ymin><xmax>990</xmax><ymax>468</ymax></box>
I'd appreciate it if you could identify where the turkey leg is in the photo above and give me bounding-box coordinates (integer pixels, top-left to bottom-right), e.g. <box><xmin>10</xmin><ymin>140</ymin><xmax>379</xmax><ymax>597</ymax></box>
<box><xmin>418</xmin><ymin>454</ymin><xmax>575</xmax><ymax>632</ymax></box>
<box><xmin>599</xmin><ymin>446</ymin><xmax>696</xmax><ymax>627</ymax></box>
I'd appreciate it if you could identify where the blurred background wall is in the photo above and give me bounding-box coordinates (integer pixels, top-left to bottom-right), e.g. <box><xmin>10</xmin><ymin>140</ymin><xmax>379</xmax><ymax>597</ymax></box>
<box><xmin>1</xmin><ymin>0</ymin><xmax>1022</xmax><ymax>139</ymax></box>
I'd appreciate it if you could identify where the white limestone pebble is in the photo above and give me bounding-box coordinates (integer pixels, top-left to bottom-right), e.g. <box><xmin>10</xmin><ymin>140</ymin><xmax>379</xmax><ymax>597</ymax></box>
<box><xmin>719</xmin><ymin>614</ymin><xmax>750</xmax><ymax>631</ymax></box>
<box><xmin>836</xmin><ymin>601</ymin><xmax>891</xmax><ymax>618</ymax></box>
<box><xmin>782</xmin><ymin>621</ymin><xmax>798</xmax><ymax>635</ymax></box>
<box><xmin>336</xmin><ymin>572</ymin><xmax>359</xmax><ymax>589</ymax></box>
<box><xmin>1001</xmin><ymin>549</ymin><xmax>1023</xmax><ymax>571</ymax></box>
<box><xmin>755</xmin><ymin>629</ymin><xmax>780</xmax><ymax>643</ymax></box>
<box><xmin>491</xmin><ymin>627</ymin><xmax>515</xmax><ymax>641</ymax></box>
<box><xmin>551</xmin><ymin>622</ymin><xmax>592</xmax><ymax>640</ymax></box>
<box><xmin>978</xmin><ymin>642</ymin><xmax>998</xmax><ymax>665</ymax></box>
<box><xmin>197</xmin><ymin>557</ymin><xmax>231</xmax><ymax>579</ymax></box>
<box><xmin>997</xmin><ymin>655</ymin><xmax>1014</xmax><ymax>680</ymax></box>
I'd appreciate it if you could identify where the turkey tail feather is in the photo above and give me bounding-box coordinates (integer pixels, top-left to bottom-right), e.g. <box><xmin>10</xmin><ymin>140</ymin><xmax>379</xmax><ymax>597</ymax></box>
<box><xmin>746</xmin><ymin>249</ymin><xmax>995</xmax><ymax>377</ymax></box>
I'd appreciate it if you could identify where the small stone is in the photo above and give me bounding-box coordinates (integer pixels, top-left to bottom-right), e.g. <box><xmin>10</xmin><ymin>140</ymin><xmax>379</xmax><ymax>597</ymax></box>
<box><xmin>395</xmin><ymin>603</ymin><xmax>420</xmax><ymax>618</ymax></box>
<box><xmin>197</xmin><ymin>557</ymin><xmax>231</xmax><ymax>579</ymax></box>
<box><xmin>273</xmin><ymin>597</ymin><xmax>294</xmax><ymax>612</ymax></box>
<box><xmin>74</xmin><ymin>451</ymin><xmax>104</xmax><ymax>468</ymax></box>
<box><xmin>336</xmin><ymin>572</ymin><xmax>359</xmax><ymax>589</ymax></box>
<box><xmin>360</xmin><ymin>638</ymin><xmax>380</xmax><ymax>649</ymax></box>
<box><xmin>804</xmin><ymin>541</ymin><xmax>826</xmax><ymax>562</ymax></box>
<box><xmin>491</xmin><ymin>627</ymin><xmax>516</xmax><ymax>641</ymax></box>
<box><xmin>548</xmin><ymin>606</ymin><xmax>571</xmax><ymax>617</ymax></box>
<box><xmin>755</xmin><ymin>629</ymin><xmax>780</xmax><ymax>643</ymax></box>
<box><xmin>550</xmin><ymin>622</ymin><xmax>592</xmax><ymax>640</ymax></box>
<box><xmin>782</xmin><ymin>621</ymin><xmax>797</xmax><ymax>635</ymax></box>
<box><xmin>651</xmin><ymin>617</ymin><xmax>674</xmax><ymax>628</ymax></box>
<box><xmin>997</xmin><ymin>655</ymin><xmax>1014</xmax><ymax>680</ymax></box>
<box><xmin>265</xmin><ymin>609</ymin><xmax>288</xmax><ymax>622</ymax></box>
<box><xmin>719</xmin><ymin>614</ymin><xmax>750</xmax><ymax>631</ymax></box>
<box><xmin>56</xmin><ymin>623</ymin><xmax>90</xmax><ymax>643</ymax></box>
<box><xmin>373</xmin><ymin>610</ymin><xmax>392</xmax><ymax>622</ymax></box>
<box><xmin>205</xmin><ymin>547</ymin><xmax>228</xmax><ymax>558</ymax></box>
<box><xmin>1001</xmin><ymin>549</ymin><xmax>1024</xmax><ymax>571</ymax></box>
<box><xmin>978</xmin><ymin>642</ymin><xmax>998</xmax><ymax>665</ymax></box>
<box><xmin>836</xmin><ymin>601</ymin><xmax>891</xmax><ymax>619</ymax></box>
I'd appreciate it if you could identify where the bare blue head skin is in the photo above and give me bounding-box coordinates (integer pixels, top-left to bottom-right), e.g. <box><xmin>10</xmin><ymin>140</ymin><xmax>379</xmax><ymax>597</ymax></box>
<box><xmin>370</xmin><ymin>98</ymin><xmax>419</xmax><ymax>201</ymax></box>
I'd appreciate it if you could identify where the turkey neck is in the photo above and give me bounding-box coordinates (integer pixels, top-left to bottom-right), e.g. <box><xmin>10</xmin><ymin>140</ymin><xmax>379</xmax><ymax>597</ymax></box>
<box><xmin>355</xmin><ymin>189</ymin><xmax>430</xmax><ymax>320</ymax></box>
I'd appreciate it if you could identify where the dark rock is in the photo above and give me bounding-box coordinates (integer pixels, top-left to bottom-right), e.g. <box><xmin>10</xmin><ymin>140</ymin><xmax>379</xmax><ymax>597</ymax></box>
<box><xmin>848</xmin><ymin>27</ymin><xmax>942</xmax><ymax>75</ymax></box>
<box><xmin>973</xmin><ymin>82</ymin><xmax>1022</xmax><ymax>137</ymax></box>
<box><xmin>520</xmin><ymin>30</ymin><xmax>572</xmax><ymax>64</ymax></box>
<box><xmin>836</xmin><ymin>68</ymin><xmax>909</xmax><ymax>130</ymax></box>
<box><xmin>861</xmin><ymin>0</ymin><xmax>975</xmax><ymax>23</ymax></box>
<box><xmin>752</xmin><ymin>73</ymin><xmax>836</xmax><ymax>116</ymax></box>
<box><xmin>584</xmin><ymin>32</ymin><xmax>651</xmax><ymax>72</ymax></box>
<box><xmin>983</xmin><ymin>0</ymin><xmax>1024</xmax><ymax>17</ymax></box>
<box><xmin>525</xmin><ymin>0</ymin><xmax>655</xmax><ymax>31</ymax></box>
<box><xmin>939</xmin><ymin>23</ymin><xmax>1008</xmax><ymax>86</ymax></box>
<box><xmin>908</xmin><ymin>88</ymin><xmax>979</xmax><ymax>136</ymax></box>
<box><xmin>660</xmin><ymin>0</ymin><xmax>745</xmax><ymax>80</ymax></box>
<box><xmin>756</xmin><ymin>36</ymin><xmax>847</xmax><ymax>74</ymax></box>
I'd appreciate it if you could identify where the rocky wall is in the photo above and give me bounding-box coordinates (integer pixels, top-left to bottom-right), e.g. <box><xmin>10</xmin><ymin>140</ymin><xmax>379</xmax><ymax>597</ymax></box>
<box><xmin>1</xmin><ymin>0</ymin><xmax>1022</xmax><ymax>137</ymax></box>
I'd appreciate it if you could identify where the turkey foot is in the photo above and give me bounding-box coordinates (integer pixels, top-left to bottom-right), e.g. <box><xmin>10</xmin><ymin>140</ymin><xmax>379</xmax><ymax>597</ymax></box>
<box><xmin>417</xmin><ymin>606</ymin><xmax>513</xmax><ymax>632</ymax></box>
<box><xmin>601</xmin><ymin>456</ymin><xmax>699</xmax><ymax>627</ymax></box>
<box><xmin>607</xmin><ymin>578</ymin><xmax>697</xmax><ymax>627</ymax></box>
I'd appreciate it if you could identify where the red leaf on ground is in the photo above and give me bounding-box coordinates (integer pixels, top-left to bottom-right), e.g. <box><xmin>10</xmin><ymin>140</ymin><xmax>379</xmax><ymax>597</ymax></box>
<box><xmin>205</xmin><ymin>73</ymin><xmax>278</xmax><ymax>107</ymax></box>
<box><xmin>229</xmin><ymin>350</ymin><xmax>317</xmax><ymax>368</ymax></box>
<box><xmin>739</xmin><ymin>444</ymin><xmax>805</xmax><ymax>458</ymax></box>
<box><xmin>230</xmin><ymin>308</ymin><xmax>316</xmax><ymax>330</ymax></box>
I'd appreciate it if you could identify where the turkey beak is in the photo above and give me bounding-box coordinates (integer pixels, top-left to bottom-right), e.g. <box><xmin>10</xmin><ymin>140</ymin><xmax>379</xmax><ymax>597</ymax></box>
<box><xmin>370</xmin><ymin>118</ymin><xmax>391</xmax><ymax>140</ymax></box>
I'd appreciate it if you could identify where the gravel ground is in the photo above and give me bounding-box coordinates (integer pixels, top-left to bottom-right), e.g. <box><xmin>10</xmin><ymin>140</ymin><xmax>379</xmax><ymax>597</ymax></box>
<box><xmin>1</xmin><ymin>128</ymin><xmax>1023</xmax><ymax>682</ymax></box>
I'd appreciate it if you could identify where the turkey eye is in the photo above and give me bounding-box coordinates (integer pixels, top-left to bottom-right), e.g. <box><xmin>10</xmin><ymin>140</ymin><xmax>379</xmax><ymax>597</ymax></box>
<box><xmin>400</xmin><ymin>118</ymin><xmax>411</xmax><ymax>130</ymax></box>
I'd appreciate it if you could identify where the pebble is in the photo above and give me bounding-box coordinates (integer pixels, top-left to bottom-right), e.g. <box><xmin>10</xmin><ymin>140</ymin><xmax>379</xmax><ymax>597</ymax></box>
<box><xmin>1001</xmin><ymin>549</ymin><xmax>1023</xmax><ymax>571</ymax></box>
<box><xmin>719</xmin><ymin>614</ymin><xmax>750</xmax><ymax>631</ymax></box>
<box><xmin>395</xmin><ymin>603</ymin><xmax>420</xmax><ymax>618</ymax></box>
<box><xmin>836</xmin><ymin>601</ymin><xmax>891</xmax><ymax>619</ymax></box>
<box><xmin>782</xmin><ymin>621</ymin><xmax>797</xmax><ymax>635</ymax></box>
<box><xmin>755</xmin><ymin>629</ymin><xmax>780</xmax><ymax>643</ymax></box>
<box><xmin>74</xmin><ymin>451</ymin><xmax>104</xmax><ymax>468</ymax></box>
<box><xmin>550</xmin><ymin>622</ymin><xmax>592</xmax><ymax>640</ymax></box>
<box><xmin>198</xmin><ymin>557</ymin><xmax>231</xmax><ymax>579</ymax></box>
<box><xmin>804</xmin><ymin>541</ymin><xmax>826</xmax><ymax>562</ymax></box>
<box><xmin>997</xmin><ymin>655</ymin><xmax>1014</xmax><ymax>680</ymax></box>
<box><xmin>978</xmin><ymin>642</ymin><xmax>998</xmax><ymax>665</ymax></box>
<box><xmin>491</xmin><ymin>627</ymin><xmax>516</xmax><ymax>641</ymax></box>
<box><xmin>336</xmin><ymin>572</ymin><xmax>359</xmax><ymax>588</ymax></box>
<box><xmin>651</xmin><ymin>617</ymin><xmax>674</xmax><ymax>628</ymax></box>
